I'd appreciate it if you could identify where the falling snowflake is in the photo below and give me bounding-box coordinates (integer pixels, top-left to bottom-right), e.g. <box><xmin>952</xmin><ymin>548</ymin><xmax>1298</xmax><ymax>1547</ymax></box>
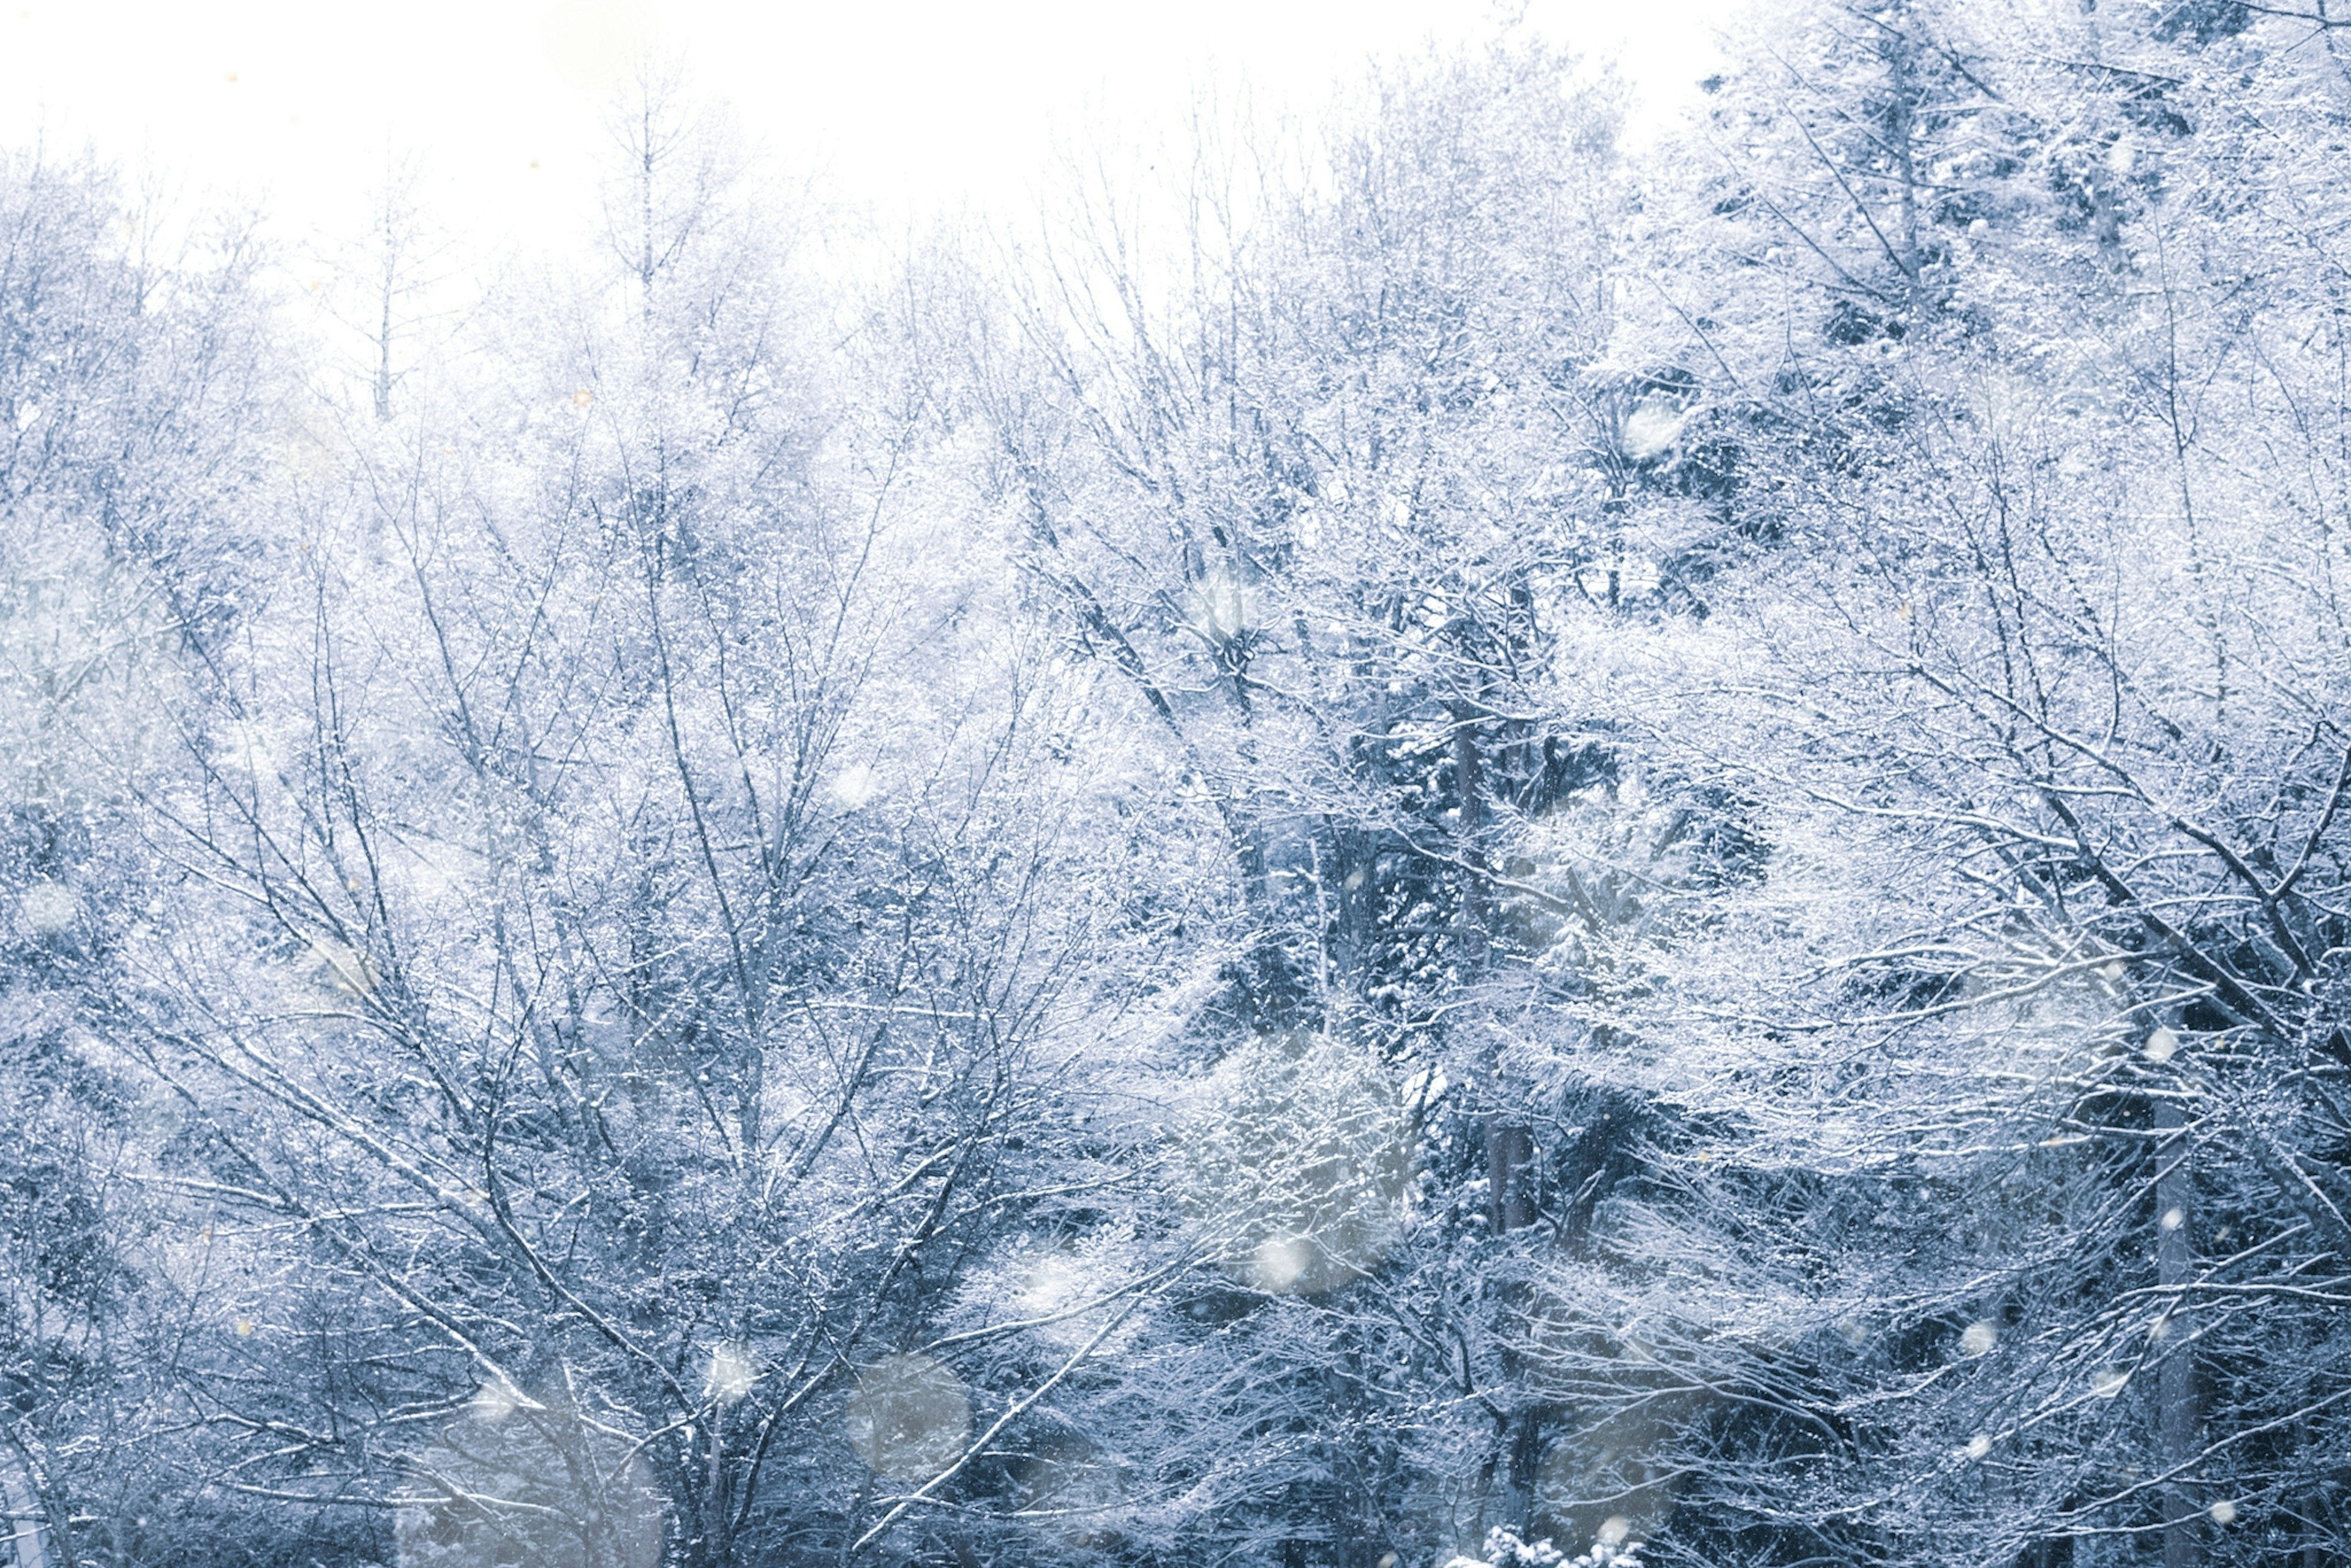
<box><xmin>706</xmin><ymin>1343</ymin><xmax>759</xmax><ymax>1405</ymax></box>
<box><xmin>1250</xmin><ymin>1234</ymin><xmax>1312</xmax><ymax>1293</ymax></box>
<box><xmin>470</xmin><ymin>1376</ymin><xmax>525</xmax><ymax>1424</ymax></box>
<box><xmin>829</xmin><ymin>763</ymin><xmax>880</xmax><ymax>809</ymax></box>
<box><xmin>1621</xmin><ymin>402</ymin><xmax>1684</xmax><ymax>460</ymax></box>
<box><xmin>1019</xmin><ymin>1254</ymin><xmax>1086</xmax><ymax>1317</ymax></box>
<box><xmin>846</xmin><ymin>1353</ymin><xmax>969</xmax><ymax>1482</ymax></box>
<box><xmin>18</xmin><ymin>882</ymin><xmax>76</xmax><ymax>937</ymax></box>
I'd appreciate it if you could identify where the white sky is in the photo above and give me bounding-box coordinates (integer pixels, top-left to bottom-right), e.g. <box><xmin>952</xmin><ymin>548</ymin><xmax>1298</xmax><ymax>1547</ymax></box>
<box><xmin>0</xmin><ymin>0</ymin><xmax>1731</xmax><ymax>258</ymax></box>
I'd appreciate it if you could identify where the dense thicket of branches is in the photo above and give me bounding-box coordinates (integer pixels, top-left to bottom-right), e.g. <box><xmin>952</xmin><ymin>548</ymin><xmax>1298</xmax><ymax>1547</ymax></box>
<box><xmin>6</xmin><ymin>1</ymin><xmax>2351</xmax><ymax>1564</ymax></box>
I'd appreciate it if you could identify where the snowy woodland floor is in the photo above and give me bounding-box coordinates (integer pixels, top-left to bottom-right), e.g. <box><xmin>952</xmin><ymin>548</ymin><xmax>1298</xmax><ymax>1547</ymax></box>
<box><xmin>4</xmin><ymin>0</ymin><xmax>2351</xmax><ymax>1563</ymax></box>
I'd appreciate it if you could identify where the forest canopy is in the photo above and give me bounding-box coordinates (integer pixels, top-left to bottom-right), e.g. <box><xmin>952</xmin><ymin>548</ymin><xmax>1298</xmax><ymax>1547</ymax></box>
<box><xmin>3</xmin><ymin>1</ymin><xmax>2350</xmax><ymax>1566</ymax></box>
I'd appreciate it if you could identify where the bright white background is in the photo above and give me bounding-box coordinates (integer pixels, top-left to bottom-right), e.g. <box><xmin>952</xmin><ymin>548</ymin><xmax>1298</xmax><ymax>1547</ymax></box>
<box><xmin>0</xmin><ymin>1</ymin><xmax>1731</xmax><ymax>256</ymax></box>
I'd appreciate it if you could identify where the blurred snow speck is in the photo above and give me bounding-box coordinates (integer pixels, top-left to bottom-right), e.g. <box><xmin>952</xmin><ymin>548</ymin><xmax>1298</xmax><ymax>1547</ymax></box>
<box><xmin>399</xmin><ymin>1389</ymin><xmax>662</xmax><ymax>1568</ymax></box>
<box><xmin>470</xmin><ymin>1376</ymin><xmax>526</xmax><ymax>1423</ymax></box>
<box><xmin>829</xmin><ymin>762</ymin><xmax>879</xmax><ymax>809</ymax></box>
<box><xmin>18</xmin><ymin>881</ymin><xmax>76</xmax><ymax>936</ymax></box>
<box><xmin>1176</xmin><ymin>1032</ymin><xmax>1415</xmax><ymax>1296</ymax></box>
<box><xmin>1018</xmin><ymin>1253</ymin><xmax>1087</xmax><ymax>1324</ymax></box>
<box><xmin>1619</xmin><ymin>402</ymin><xmax>1683</xmax><ymax>461</ymax></box>
<box><xmin>1250</xmin><ymin>1234</ymin><xmax>1313</xmax><ymax>1292</ymax></box>
<box><xmin>705</xmin><ymin>1342</ymin><xmax>758</xmax><ymax>1405</ymax></box>
<box><xmin>846</xmin><ymin>1352</ymin><xmax>969</xmax><ymax>1482</ymax></box>
<box><xmin>1960</xmin><ymin>1320</ymin><xmax>1997</xmax><ymax>1356</ymax></box>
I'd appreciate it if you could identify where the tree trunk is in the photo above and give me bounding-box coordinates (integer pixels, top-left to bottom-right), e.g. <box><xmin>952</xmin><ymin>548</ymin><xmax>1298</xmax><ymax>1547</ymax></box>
<box><xmin>1458</xmin><ymin>705</ymin><xmax>1543</xmax><ymax>1536</ymax></box>
<box><xmin>2155</xmin><ymin>1095</ymin><xmax>2199</xmax><ymax>1568</ymax></box>
<box><xmin>373</xmin><ymin>274</ymin><xmax>394</xmax><ymax>421</ymax></box>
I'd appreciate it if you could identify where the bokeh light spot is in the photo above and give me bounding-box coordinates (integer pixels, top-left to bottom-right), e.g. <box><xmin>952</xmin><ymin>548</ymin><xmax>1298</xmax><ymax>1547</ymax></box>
<box><xmin>705</xmin><ymin>1343</ymin><xmax>757</xmax><ymax>1405</ymax></box>
<box><xmin>846</xmin><ymin>1353</ymin><xmax>969</xmax><ymax>1483</ymax></box>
